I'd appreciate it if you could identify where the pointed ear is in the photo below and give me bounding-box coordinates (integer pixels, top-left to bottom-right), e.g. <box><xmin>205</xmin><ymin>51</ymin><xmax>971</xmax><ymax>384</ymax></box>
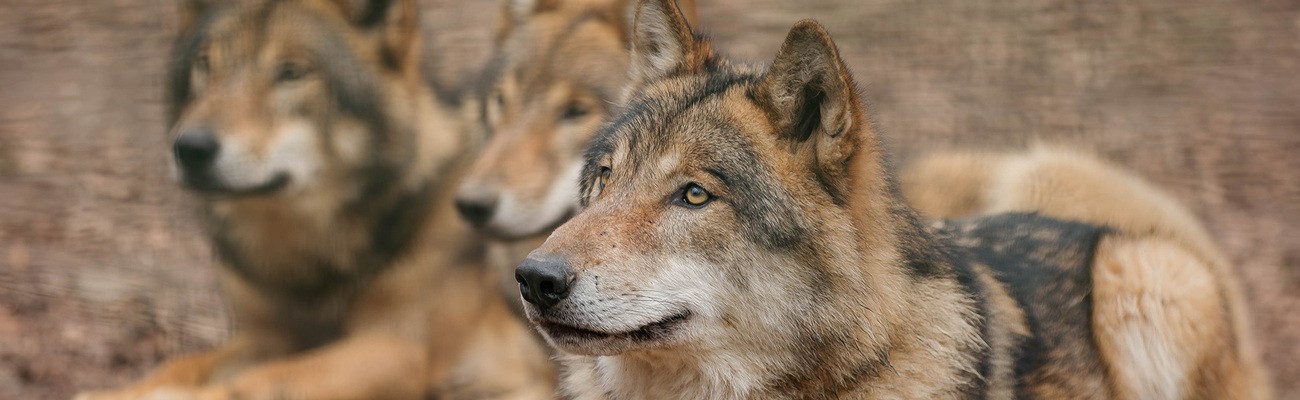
<box><xmin>672</xmin><ymin>0</ymin><xmax>699</xmax><ymax>28</ymax></box>
<box><xmin>613</xmin><ymin>0</ymin><xmax>696</xmax><ymax>45</ymax></box>
<box><xmin>335</xmin><ymin>0</ymin><xmax>421</xmax><ymax>71</ymax></box>
<box><xmin>496</xmin><ymin>0</ymin><xmax>560</xmax><ymax>43</ymax></box>
<box><xmin>177</xmin><ymin>0</ymin><xmax>212</xmax><ymax>34</ymax></box>
<box><xmin>754</xmin><ymin>20</ymin><xmax>861</xmax><ymax>173</ymax></box>
<box><xmin>626</xmin><ymin>0</ymin><xmax>707</xmax><ymax>90</ymax></box>
<box><xmin>506</xmin><ymin>0</ymin><xmax>560</xmax><ymax>20</ymax></box>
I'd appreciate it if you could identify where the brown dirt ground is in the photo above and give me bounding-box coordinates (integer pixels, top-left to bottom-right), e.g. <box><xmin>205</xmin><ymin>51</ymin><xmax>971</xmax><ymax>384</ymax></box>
<box><xmin>0</xmin><ymin>0</ymin><xmax>1296</xmax><ymax>398</ymax></box>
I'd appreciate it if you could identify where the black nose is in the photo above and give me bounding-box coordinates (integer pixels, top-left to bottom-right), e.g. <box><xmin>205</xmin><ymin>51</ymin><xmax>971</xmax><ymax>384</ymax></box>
<box><xmin>174</xmin><ymin>127</ymin><xmax>220</xmax><ymax>172</ymax></box>
<box><xmin>454</xmin><ymin>196</ymin><xmax>498</xmax><ymax>227</ymax></box>
<box><xmin>516</xmin><ymin>256</ymin><xmax>574</xmax><ymax>309</ymax></box>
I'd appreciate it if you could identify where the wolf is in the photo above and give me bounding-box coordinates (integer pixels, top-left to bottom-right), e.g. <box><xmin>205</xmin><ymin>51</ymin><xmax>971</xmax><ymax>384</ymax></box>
<box><xmin>453</xmin><ymin>0</ymin><xmax>696</xmax><ymax>310</ymax></box>
<box><xmin>513</xmin><ymin>0</ymin><xmax>1270</xmax><ymax>398</ymax></box>
<box><xmin>900</xmin><ymin>145</ymin><xmax>1273</xmax><ymax>397</ymax></box>
<box><xmin>74</xmin><ymin>1</ymin><xmax>552</xmax><ymax>399</ymax></box>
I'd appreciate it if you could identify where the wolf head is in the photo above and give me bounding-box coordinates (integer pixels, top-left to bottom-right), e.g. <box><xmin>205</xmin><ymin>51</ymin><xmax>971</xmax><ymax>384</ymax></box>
<box><xmin>167</xmin><ymin>0</ymin><xmax>430</xmax><ymax>203</ymax></box>
<box><xmin>517</xmin><ymin>0</ymin><xmax>901</xmax><ymax>358</ymax></box>
<box><xmin>453</xmin><ymin>0</ymin><xmax>698</xmax><ymax>240</ymax></box>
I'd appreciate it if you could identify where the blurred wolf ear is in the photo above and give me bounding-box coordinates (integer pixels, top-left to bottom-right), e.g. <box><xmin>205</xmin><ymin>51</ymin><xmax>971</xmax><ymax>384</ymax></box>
<box><xmin>754</xmin><ymin>20</ymin><xmax>861</xmax><ymax>174</ymax></box>
<box><xmin>611</xmin><ymin>0</ymin><xmax>696</xmax><ymax>45</ymax></box>
<box><xmin>506</xmin><ymin>0</ymin><xmax>560</xmax><ymax>20</ymax></box>
<box><xmin>496</xmin><ymin>0</ymin><xmax>560</xmax><ymax>43</ymax></box>
<box><xmin>177</xmin><ymin>0</ymin><xmax>212</xmax><ymax>33</ymax></box>
<box><xmin>672</xmin><ymin>0</ymin><xmax>698</xmax><ymax>28</ymax></box>
<box><xmin>626</xmin><ymin>0</ymin><xmax>708</xmax><ymax>92</ymax></box>
<box><xmin>334</xmin><ymin>0</ymin><xmax>421</xmax><ymax>71</ymax></box>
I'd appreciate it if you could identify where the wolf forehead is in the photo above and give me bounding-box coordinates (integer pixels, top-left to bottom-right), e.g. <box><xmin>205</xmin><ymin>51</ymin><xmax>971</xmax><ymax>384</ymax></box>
<box><xmin>577</xmin><ymin>69</ymin><xmax>817</xmax><ymax>250</ymax></box>
<box><xmin>484</xmin><ymin>11</ymin><xmax>628</xmax><ymax>99</ymax></box>
<box><xmin>168</xmin><ymin>2</ymin><xmax>387</xmax><ymax>127</ymax></box>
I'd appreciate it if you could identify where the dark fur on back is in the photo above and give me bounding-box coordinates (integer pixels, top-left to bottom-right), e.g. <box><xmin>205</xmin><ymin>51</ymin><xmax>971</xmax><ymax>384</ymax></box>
<box><xmin>526</xmin><ymin>2</ymin><xmax>1259</xmax><ymax>399</ymax></box>
<box><xmin>937</xmin><ymin>213</ymin><xmax>1113</xmax><ymax>398</ymax></box>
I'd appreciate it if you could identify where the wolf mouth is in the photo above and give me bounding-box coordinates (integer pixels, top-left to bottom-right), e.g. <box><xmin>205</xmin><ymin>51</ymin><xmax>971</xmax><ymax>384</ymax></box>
<box><xmin>539</xmin><ymin>311</ymin><xmax>691</xmax><ymax>342</ymax></box>
<box><xmin>184</xmin><ymin>172</ymin><xmax>291</xmax><ymax>197</ymax></box>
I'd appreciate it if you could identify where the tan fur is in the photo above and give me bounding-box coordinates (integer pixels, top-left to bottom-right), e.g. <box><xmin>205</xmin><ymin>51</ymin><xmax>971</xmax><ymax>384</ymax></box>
<box><xmin>457</xmin><ymin>12</ymin><xmax>620</xmax><ymax>239</ymax></box>
<box><xmin>901</xmin><ymin>145</ymin><xmax>1272</xmax><ymax>399</ymax></box>
<box><xmin>904</xmin><ymin>146</ymin><xmax>1223</xmax><ymax>262</ymax></box>
<box><xmin>74</xmin><ymin>1</ymin><xmax>552</xmax><ymax>399</ymax></box>
<box><xmin>520</xmin><ymin>1</ymin><xmax>1268</xmax><ymax>398</ymax></box>
<box><xmin>458</xmin><ymin>0</ymin><xmax>697</xmax><ymax>313</ymax></box>
<box><xmin>1093</xmin><ymin>235</ymin><xmax>1242</xmax><ymax>400</ymax></box>
<box><xmin>460</xmin><ymin>0</ymin><xmax>701</xmax><ymax>235</ymax></box>
<box><xmin>899</xmin><ymin>151</ymin><xmax>1004</xmax><ymax>219</ymax></box>
<box><xmin>525</xmin><ymin>2</ymin><xmax>990</xmax><ymax>397</ymax></box>
<box><xmin>469</xmin><ymin>0</ymin><xmax>637</xmax><ymax>231</ymax></box>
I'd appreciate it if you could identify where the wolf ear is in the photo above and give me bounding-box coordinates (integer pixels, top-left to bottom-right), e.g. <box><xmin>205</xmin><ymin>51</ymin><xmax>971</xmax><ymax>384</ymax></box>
<box><xmin>754</xmin><ymin>20</ymin><xmax>861</xmax><ymax>174</ymax></box>
<box><xmin>177</xmin><ymin>0</ymin><xmax>212</xmax><ymax>33</ymax></box>
<box><xmin>672</xmin><ymin>0</ymin><xmax>699</xmax><ymax>28</ymax></box>
<box><xmin>626</xmin><ymin>0</ymin><xmax>704</xmax><ymax>91</ymax></box>
<box><xmin>507</xmin><ymin>0</ymin><xmax>560</xmax><ymax>20</ymax></box>
<box><xmin>611</xmin><ymin>0</ymin><xmax>696</xmax><ymax>43</ymax></box>
<box><xmin>334</xmin><ymin>0</ymin><xmax>420</xmax><ymax>71</ymax></box>
<box><xmin>496</xmin><ymin>0</ymin><xmax>560</xmax><ymax>42</ymax></box>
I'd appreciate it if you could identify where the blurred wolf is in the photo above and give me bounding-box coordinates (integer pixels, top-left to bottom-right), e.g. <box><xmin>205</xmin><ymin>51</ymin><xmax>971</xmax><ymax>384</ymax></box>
<box><xmin>512</xmin><ymin>0</ymin><xmax>1270</xmax><ymax>398</ymax></box>
<box><xmin>453</xmin><ymin>0</ymin><xmax>696</xmax><ymax>310</ymax></box>
<box><xmin>74</xmin><ymin>0</ymin><xmax>553</xmax><ymax>399</ymax></box>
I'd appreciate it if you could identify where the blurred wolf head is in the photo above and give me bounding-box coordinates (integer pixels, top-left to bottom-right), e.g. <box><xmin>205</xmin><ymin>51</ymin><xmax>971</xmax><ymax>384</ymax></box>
<box><xmin>454</xmin><ymin>0</ymin><xmax>697</xmax><ymax>240</ymax></box>
<box><xmin>167</xmin><ymin>0</ymin><xmax>462</xmax><ymax>210</ymax></box>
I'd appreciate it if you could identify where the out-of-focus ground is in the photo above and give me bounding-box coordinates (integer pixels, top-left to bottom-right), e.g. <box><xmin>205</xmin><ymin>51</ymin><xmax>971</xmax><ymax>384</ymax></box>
<box><xmin>0</xmin><ymin>0</ymin><xmax>1296</xmax><ymax>398</ymax></box>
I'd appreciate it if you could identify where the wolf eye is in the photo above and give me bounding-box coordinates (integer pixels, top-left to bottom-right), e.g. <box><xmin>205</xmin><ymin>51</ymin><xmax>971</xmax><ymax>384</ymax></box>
<box><xmin>676</xmin><ymin>183</ymin><xmax>712</xmax><ymax>208</ymax></box>
<box><xmin>194</xmin><ymin>54</ymin><xmax>210</xmax><ymax>72</ymax></box>
<box><xmin>275</xmin><ymin>61</ymin><xmax>308</xmax><ymax>83</ymax></box>
<box><xmin>561</xmin><ymin>101</ymin><xmax>590</xmax><ymax>120</ymax></box>
<box><xmin>595</xmin><ymin>166</ymin><xmax>611</xmax><ymax>196</ymax></box>
<box><xmin>483</xmin><ymin>89</ymin><xmax>506</xmax><ymax>128</ymax></box>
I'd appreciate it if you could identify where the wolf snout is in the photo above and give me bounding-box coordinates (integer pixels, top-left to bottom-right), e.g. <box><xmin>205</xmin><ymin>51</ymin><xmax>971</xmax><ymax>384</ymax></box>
<box><xmin>174</xmin><ymin>127</ymin><xmax>220</xmax><ymax>172</ymax></box>
<box><xmin>516</xmin><ymin>256</ymin><xmax>574</xmax><ymax>309</ymax></box>
<box><xmin>453</xmin><ymin>189</ymin><xmax>499</xmax><ymax>227</ymax></box>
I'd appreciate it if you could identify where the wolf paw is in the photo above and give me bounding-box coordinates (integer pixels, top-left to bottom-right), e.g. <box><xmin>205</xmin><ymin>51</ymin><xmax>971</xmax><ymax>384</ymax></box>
<box><xmin>72</xmin><ymin>386</ymin><xmax>229</xmax><ymax>400</ymax></box>
<box><xmin>72</xmin><ymin>389</ymin><xmax>134</xmax><ymax>400</ymax></box>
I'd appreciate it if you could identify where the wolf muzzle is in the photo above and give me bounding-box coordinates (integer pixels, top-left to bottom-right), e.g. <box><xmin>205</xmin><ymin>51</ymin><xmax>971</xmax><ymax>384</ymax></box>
<box><xmin>516</xmin><ymin>256</ymin><xmax>574</xmax><ymax>309</ymax></box>
<box><xmin>174</xmin><ymin>126</ymin><xmax>220</xmax><ymax>174</ymax></box>
<box><xmin>454</xmin><ymin>192</ymin><xmax>498</xmax><ymax>228</ymax></box>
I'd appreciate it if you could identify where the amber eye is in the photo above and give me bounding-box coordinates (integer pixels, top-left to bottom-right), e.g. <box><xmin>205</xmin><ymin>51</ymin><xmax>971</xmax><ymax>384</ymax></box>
<box><xmin>679</xmin><ymin>183</ymin><xmax>712</xmax><ymax>208</ymax></box>
<box><xmin>596</xmin><ymin>166</ymin><xmax>611</xmax><ymax>196</ymax></box>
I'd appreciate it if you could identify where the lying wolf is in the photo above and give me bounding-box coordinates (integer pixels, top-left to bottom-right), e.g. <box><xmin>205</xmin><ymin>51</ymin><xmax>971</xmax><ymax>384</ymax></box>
<box><xmin>901</xmin><ymin>145</ymin><xmax>1272</xmax><ymax>399</ymax></box>
<box><xmin>76</xmin><ymin>0</ymin><xmax>552</xmax><ymax>399</ymax></box>
<box><xmin>513</xmin><ymin>0</ymin><xmax>1270</xmax><ymax>398</ymax></box>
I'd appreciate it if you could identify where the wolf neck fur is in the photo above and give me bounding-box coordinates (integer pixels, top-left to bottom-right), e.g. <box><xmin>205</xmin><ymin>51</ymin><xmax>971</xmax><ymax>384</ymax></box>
<box><xmin>580</xmin><ymin>213</ymin><xmax>984</xmax><ymax>397</ymax></box>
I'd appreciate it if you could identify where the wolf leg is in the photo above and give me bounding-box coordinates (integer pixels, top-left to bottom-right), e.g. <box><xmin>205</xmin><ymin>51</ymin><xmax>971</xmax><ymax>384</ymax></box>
<box><xmin>188</xmin><ymin>332</ymin><xmax>431</xmax><ymax>400</ymax></box>
<box><xmin>1091</xmin><ymin>236</ymin><xmax>1266</xmax><ymax>400</ymax></box>
<box><xmin>72</xmin><ymin>335</ymin><xmax>257</xmax><ymax>400</ymax></box>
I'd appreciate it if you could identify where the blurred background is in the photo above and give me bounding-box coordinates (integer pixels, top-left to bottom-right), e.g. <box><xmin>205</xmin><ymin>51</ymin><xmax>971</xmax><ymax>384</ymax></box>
<box><xmin>0</xmin><ymin>0</ymin><xmax>1296</xmax><ymax>398</ymax></box>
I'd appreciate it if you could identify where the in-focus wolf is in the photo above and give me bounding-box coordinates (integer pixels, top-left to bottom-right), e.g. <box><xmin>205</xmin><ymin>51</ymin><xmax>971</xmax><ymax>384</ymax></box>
<box><xmin>75</xmin><ymin>0</ymin><xmax>552</xmax><ymax>399</ymax></box>
<box><xmin>900</xmin><ymin>145</ymin><xmax>1273</xmax><ymax>398</ymax></box>
<box><xmin>454</xmin><ymin>0</ymin><xmax>696</xmax><ymax>308</ymax></box>
<box><xmin>513</xmin><ymin>0</ymin><xmax>1269</xmax><ymax>398</ymax></box>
